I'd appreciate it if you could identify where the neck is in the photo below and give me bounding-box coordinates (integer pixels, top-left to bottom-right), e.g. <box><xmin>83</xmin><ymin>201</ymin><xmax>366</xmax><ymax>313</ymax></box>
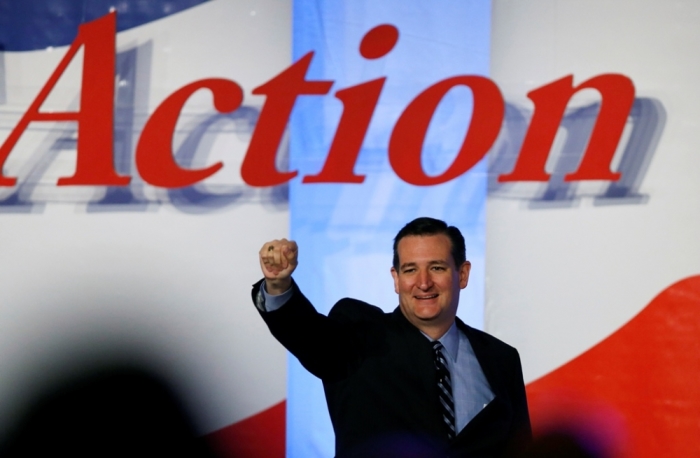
<box><xmin>404</xmin><ymin>315</ymin><xmax>454</xmax><ymax>340</ymax></box>
<box><xmin>420</xmin><ymin>323</ymin><xmax>452</xmax><ymax>340</ymax></box>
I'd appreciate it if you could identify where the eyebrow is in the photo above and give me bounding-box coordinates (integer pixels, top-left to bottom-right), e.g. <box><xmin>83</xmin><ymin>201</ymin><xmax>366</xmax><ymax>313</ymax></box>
<box><xmin>399</xmin><ymin>260</ymin><xmax>449</xmax><ymax>270</ymax></box>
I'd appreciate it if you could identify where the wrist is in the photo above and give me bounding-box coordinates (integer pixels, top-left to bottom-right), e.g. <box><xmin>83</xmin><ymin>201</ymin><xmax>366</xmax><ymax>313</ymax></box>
<box><xmin>265</xmin><ymin>277</ymin><xmax>292</xmax><ymax>295</ymax></box>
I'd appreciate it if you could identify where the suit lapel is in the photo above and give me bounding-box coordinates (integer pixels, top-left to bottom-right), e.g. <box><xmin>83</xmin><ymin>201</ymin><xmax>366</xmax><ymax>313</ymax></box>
<box><xmin>453</xmin><ymin>319</ymin><xmax>514</xmax><ymax>450</ymax></box>
<box><xmin>455</xmin><ymin>318</ymin><xmax>504</xmax><ymax>398</ymax></box>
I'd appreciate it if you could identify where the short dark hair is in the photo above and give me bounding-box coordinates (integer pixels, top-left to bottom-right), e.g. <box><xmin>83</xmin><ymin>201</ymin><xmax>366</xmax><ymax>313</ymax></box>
<box><xmin>392</xmin><ymin>217</ymin><xmax>466</xmax><ymax>270</ymax></box>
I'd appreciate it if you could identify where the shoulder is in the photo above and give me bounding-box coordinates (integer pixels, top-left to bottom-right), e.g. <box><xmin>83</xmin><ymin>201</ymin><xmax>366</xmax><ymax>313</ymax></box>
<box><xmin>456</xmin><ymin>319</ymin><xmax>528</xmax><ymax>398</ymax></box>
<box><xmin>328</xmin><ymin>298</ymin><xmax>386</xmax><ymax>323</ymax></box>
<box><xmin>456</xmin><ymin>318</ymin><xmax>519</xmax><ymax>357</ymax></box>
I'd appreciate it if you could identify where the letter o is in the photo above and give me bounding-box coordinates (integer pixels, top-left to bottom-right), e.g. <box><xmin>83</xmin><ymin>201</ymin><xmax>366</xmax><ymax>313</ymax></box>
<box><xmin>389</xmin><ymin>76</ymin><xmax>504</xmax><ymax>186</ymax></box>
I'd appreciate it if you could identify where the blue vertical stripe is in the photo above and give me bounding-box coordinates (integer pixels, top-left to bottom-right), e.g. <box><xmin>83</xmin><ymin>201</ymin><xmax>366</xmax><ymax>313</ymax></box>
<box><xmin>290</xmin><ymin>1</ymin><xmax>491</xmax><ymax>456</ymax></box>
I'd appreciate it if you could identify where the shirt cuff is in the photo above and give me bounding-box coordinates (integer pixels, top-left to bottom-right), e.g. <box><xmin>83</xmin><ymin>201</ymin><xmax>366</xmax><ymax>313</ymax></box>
<box><xmin>255</xmin><ymin>280</ymin><xmax>293</xmax><ymax>312</ymax></box>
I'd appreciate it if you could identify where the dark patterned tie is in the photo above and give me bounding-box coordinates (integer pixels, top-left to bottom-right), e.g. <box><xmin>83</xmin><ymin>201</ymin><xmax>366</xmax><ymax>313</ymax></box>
<box><xmin>432</xmin><ymin>341</ymin><xmax>456</xmax><ymax>440</ymax></box>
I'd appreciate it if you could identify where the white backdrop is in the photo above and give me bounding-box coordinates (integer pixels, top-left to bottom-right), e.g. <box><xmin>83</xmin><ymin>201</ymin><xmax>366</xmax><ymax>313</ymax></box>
<box><xmin>0</xmin><ymin>0</ymin><xmax>290</xmax><ymax>439</ymax></box>
<box><xmin>488</xmin><ymin>0</ymin><xmax>700</xmax><ymax>389</ymax></box>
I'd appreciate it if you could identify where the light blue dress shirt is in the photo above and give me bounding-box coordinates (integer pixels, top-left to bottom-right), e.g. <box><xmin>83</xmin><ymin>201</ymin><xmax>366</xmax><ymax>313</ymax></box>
<box><xmin>428</xmin><ymin>322</ymin><xmax>495</xmax><ymax>432</ymax></box>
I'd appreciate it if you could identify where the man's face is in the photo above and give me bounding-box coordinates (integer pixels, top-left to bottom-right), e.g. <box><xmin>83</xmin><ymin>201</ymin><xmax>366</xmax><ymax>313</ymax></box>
<box><xmin>391</xmin><ymin>234</ymin><xmax>471</xmax><ymax>334</ymax></box>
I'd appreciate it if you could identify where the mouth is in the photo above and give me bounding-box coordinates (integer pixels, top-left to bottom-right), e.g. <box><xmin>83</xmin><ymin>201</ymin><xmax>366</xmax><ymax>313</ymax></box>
<box><xmin>414</xmin><ymin>294</ymin><xmax>438</xmax><ymax>300</ymax></box>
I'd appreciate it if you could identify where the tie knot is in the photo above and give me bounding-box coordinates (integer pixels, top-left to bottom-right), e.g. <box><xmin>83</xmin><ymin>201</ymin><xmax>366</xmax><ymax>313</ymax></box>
<box><xmin>432</xmin><ymin>341</ymin><xmax>445</xmax><ymax>359</ymax></box>
<box><xmin>432</xmin><ymin>341</ymin><xmax>448</xmax><ymax>369</ymax></box>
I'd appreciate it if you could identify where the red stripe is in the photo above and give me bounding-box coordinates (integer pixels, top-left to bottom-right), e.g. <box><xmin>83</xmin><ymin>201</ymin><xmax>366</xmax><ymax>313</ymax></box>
<box><xmin>526</xmin><ymin>275</ymin><xmax>700</xmax><ymax>458</ymax></box>
<box><xmin>204</xmin><ymin>401</ymin><xmax>285</xmax><ymax>458</ymax></box>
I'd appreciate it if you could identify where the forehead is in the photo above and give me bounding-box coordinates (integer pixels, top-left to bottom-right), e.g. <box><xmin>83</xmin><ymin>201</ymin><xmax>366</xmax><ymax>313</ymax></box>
<box><xmin>396</xmin><ymin>234</ymin><xmax>453</xmax><ymax>264</ymax></box>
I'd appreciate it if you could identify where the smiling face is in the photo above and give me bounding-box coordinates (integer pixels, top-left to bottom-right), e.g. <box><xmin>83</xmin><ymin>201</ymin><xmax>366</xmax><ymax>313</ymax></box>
<box><xmin>391</xmin><ymin>234</ymin><xmax>471</xmax><ymax>339</ymax></box>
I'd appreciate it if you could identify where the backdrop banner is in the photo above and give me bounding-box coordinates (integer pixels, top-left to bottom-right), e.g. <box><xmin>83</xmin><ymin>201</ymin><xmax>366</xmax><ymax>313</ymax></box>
<box><xmin>1</xmin><ymin>1</ymin><xmax>699</xmax><ymax>457</ymax></box>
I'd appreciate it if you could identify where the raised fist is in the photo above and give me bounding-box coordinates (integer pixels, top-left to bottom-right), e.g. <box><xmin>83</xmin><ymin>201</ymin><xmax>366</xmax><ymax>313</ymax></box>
<box><xmin>259</xmin><ymin>239</ymin><xmax>298</xmax><ymax>294</ymax></box>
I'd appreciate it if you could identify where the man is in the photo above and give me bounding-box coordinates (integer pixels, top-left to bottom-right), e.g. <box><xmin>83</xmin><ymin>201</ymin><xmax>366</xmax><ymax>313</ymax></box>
<box><xmin>253</xmin><ymin>217</ymin><xmax>531</xmax><ymax>457</ymax></box>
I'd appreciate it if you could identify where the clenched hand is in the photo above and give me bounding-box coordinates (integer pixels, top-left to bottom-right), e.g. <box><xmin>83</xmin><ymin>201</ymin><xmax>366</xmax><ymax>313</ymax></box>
<box><xmin>259</xmin><ymin>239</ymin><xmax>298</xmax><ymax>295</ymax></box>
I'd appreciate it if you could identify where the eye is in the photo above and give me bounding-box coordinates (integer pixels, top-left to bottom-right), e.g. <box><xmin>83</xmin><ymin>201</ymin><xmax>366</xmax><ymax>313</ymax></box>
<box><xmin>431</xmin><ymin>266</ymin><xmax>446</xmax><ymax>271</ymax></box>
<box><xmin>402</xmin><ymin>267</ymin><xmax>416</xmax><ymax>274</ymax></box>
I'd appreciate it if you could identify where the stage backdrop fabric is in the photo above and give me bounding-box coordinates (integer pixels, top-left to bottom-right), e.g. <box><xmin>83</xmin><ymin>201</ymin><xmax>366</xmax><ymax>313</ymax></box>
<box><xmin>0</xmin><ymin>1</ymin><xmax>699</xmax><ymax>457</ymax></box>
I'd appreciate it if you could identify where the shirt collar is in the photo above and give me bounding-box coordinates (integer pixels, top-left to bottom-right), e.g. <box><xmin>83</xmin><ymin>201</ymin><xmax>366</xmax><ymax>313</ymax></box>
<box><xmin>422</xmin><ymin>321</ymin><xmax>459</xmax><ymax>362</ymax></box>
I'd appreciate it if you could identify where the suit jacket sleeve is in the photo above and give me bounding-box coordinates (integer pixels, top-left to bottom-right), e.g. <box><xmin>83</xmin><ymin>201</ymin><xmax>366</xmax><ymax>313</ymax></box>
<box><xmin>251</xmin><ymin>278</ymin><xmax>379</xmax><ymax>381</ymax></box>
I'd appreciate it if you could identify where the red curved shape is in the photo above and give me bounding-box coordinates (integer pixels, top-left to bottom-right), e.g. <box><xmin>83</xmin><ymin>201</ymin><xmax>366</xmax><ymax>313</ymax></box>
<box><xmin>526</xmin><ymin>275</ymin><xmax>700</xmax><ymax>458</ymax></box>
<box><xmin>205</xmin><ymin>401</ymin><xmax>285</xmax><ymax>458</ymax></box>
<box><xmin>360</xmin><ymin>24</ymin><xmax>399</xmax><ymax>59</ymax></box>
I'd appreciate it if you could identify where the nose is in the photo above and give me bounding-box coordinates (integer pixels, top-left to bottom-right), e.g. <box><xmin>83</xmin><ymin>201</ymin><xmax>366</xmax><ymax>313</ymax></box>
<box><xmin>417</xmin><ymin>269</ymin><xmax>433</xmax><ymax>290</ymax></box>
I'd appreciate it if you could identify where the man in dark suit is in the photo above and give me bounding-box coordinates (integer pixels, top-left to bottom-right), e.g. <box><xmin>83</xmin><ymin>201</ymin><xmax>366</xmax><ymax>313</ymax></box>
<box><xmin>254</xmin><ymin>217</ymin><xmax>531</xmax><ymax>457</ymax></box>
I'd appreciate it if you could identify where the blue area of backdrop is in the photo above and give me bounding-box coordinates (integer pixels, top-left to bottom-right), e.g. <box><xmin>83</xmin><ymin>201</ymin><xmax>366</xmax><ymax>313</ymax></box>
<box><xmin>0</xmin><ymin>0</ymin><xmax>209</xmax><ymax>51</ymax></box>
<box><xmin>289</xmin><ymin>1</ymin><xmax>492</xmax><ymax>455</ymax></box>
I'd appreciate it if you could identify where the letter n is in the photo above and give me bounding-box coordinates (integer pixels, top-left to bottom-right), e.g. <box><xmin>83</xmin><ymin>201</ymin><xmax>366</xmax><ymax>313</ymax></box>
<box><xmin>0</xmin><ymin>12</ymin><xmax>129</xmax><ymax>187</ymax></box>
<box><xmin>498</xmin><ymin>74</ymin><xmax>635</xmax><ymax>182</ymax></box>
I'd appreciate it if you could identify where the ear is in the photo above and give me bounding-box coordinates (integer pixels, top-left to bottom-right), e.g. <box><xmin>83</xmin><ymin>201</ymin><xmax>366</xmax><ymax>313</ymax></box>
<box><xmin>458</xmin><ymin>261</ymin><xmax>471</xmax><ymax>289</ymax></box>
<box><xmin>390</xmin><ymin>266</ymin><xmax>400</xmax><ymax>294</ymax></box>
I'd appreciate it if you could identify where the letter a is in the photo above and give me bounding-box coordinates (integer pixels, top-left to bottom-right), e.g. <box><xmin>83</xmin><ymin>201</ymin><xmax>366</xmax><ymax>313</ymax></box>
<box><xmin>0</xmin><ymin>12</ymin><xmax>129</xmax><ymax>186</ymax></box>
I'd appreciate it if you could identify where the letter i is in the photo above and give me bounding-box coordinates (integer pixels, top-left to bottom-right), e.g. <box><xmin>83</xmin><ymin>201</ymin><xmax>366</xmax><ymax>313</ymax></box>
<box><xmin>303</xmin><ymin>24</ymin><xmax>399</xmax><ymax>183</ymax></box>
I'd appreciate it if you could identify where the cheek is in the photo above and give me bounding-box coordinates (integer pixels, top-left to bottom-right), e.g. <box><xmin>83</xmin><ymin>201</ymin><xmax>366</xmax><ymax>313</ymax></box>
<box><xmin>397</xmin><ymin>280</ymin><xmax>411</xmax><ymax>295</ymax></box>
<box><xmin>440</xmin><ymin>279</ymin><xmax>456</xmax><ymax>293</ymax></box>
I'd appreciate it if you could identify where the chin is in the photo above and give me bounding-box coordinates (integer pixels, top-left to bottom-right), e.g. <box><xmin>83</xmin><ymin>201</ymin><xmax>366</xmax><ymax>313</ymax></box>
<box><xmin>414</xmin><ymin>308</ymin><xmax>442</xmax><ymax>321</ymax></box>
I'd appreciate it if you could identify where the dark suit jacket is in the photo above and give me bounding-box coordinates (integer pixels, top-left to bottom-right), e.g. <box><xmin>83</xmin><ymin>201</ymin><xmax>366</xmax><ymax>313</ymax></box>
<box><xmin>253</xmin><ymin>280</ymin><xmax>531</xmax><ymax>457</ymax></box>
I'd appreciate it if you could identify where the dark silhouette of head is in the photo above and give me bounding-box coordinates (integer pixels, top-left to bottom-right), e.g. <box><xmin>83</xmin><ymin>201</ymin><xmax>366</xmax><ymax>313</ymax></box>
<box><xmin>0</xmin><ymin>363</ymin><xmax>216</xmax><ymax>457</ymax></box>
